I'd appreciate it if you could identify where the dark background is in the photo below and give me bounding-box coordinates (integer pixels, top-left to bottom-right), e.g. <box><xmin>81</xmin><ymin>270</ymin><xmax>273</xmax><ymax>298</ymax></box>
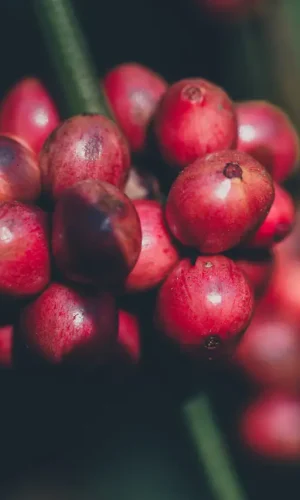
<box><xmin>0</xmin><ymin>1</ymin><xmax>299</xmax><ymax>499</ymax></box>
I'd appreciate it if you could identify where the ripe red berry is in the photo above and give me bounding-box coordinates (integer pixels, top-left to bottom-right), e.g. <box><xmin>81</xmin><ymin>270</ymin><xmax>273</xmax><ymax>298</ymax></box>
<box><xmin>19</xmin><ymin>283</ymin><xmax>117</xmax><ymax>365</ymax></box>
<box><xmin>155</xmin><ymin>255</ymin><xmax>254</xmax><ymax>358</ymax></box>
<box><xmin>52</xmin><ymin>180</ymin><xmax>141</xmax><ymax>288</ymax></box>
<box><xmin>236</xmin><ymin>100</ymin><xmax>299</xmax><ymax>183</ymax></box>
<box><xmin>166</xmin><ymin>150</ymin><xmax>274</xmax><ymax>254</ymax></box>
<box><xmin>104</xmin><ymin>63</ymin><xmax>167</xmax><ymax>153</ymax></box>
<box><xmin>240</xmin><ymin>393</ymin><xmax>300</xmax><ymax>460</ymax></box>
<box><xmin>234</xmin><ymin>249</ymin><xmax>274</xmax><ymax>298</ymax></box>
<box><xmin>154</xmin><ymin>78</ymin><xmax>237</xmax><ymax>169</ymax></box>
<box><xmin>246</xmin><ymin>183</ymin><xmax>295</xmax><ymax>248</ymax></box>
<box><xmin>0</xmin><ymin>78</ymin><xmax>59</xmax><ymax>155</ymax></box>
<box><xmin>236</xmin><ymin>312</ymin><xmax>300</xmax><ymax>388</ymax></box>
<box><xmin>0</xmin><ymin>202</ymin><xmax>50</xmax><ymax>298</ymax></box>
<box><xmin>116</xmin><ymin>310</ymin><xmax>141</xmax><ymax>364</ymax></box>
<box><xmin>0</xmin><ymin>135</ymin><xmax>41</xmax><ymax>203</ymax></box>
<box><xmin>126</xmin><ymin>200</ymin><xmax>179</xmax><ymax>292</ymax></box>
<box><xmin>40</xmin><ymin>114</ymin><xmax>130</xmax><ymax>200</ymax></box>
<box><xmin>0</xmin><ymin>325</ymin><xmax>13</xmax><ymax>369</ymax></box>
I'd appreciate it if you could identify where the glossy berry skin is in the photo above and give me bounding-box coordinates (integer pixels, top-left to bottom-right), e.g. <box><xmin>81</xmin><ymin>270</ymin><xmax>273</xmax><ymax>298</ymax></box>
<box><xmin>236</xmin><ymin>100</ymin><xmax>299</xmax><ymax>183</ymax></box>
<box><xmin>52</xmin><ymin>180</ymin><xmax>141</xmax><ymax>288</ymax></box>
<box><xmin>126</xmin><ymin>200</ymin><xmax>179</xmax><ymax>292</ymax></box>
<box><xmin>154</xmin><ymin>78</ymin><xmax>237</xmax><ymax>169</ymax></box>
<box><xmin>0</xmin><ymin>325</ymin><xmax>13</xmax><ymax>368</ymax></box>
<box><xmin>233</xmin><ymin>249</ymin><xmax>274</xmax><ymax>298</ymax></box>
<box><xmin>116</xmin><ymin>310</ymin><xmax>141</xmax><ymax>364</ymax></box>
<box><xmin>0</xmin><ymin>78</ymin><xmax>59</xmax><ymax>155</ymax></box>
<box><xmin>240</xmin><ymin>393</ymin><xmax>300</xmax><ymax>460</ymax></box>
<box><xmin>246</xmin><ymin>183</ymin><xmax>295</xmax><ymax>248</ymax></box>
<box><xmin>104</xmin><ymin>63</ymin><xmax>167</xmax><ymax>153</ymax></box>
<box><xmin>0</xmin><ymin>135</ymin><xmax>41</xmax><ymax>203</ymax></box>
<box><xmin>155</xmin><ymin>255</ymin><xmax>254</xmax><ymax>358</ymax></box>
<box><xmin>0</xmin><ymin>202</ymin><xmax>50</xmax><ymax>298</ymax></box>
<box><xmin>236</xmin><ymin>311</ymin><xmax>300</xmax><ymax>388</ymax></box>
<box><xmin>20</xmin><ymin>283</ymin><xmax>117</xmax><ymax>365</ymax></box>
<box><xmin>40</xmin><ymin>114</ymin><xmax>130</xmax><ymax>200</ymax></box>
<box><xmin>166</xmin><ymin>150</ymin><xmax>274</xmax><ymax>254</ymax></box>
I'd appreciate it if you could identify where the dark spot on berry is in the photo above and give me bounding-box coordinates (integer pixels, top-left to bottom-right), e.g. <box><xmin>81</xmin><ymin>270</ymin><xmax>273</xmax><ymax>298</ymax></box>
<box><xmin>182</xmin><ymin>85</ymin><xmax>204</xmax><ymax>104</ymax></box>
<box><xmin>204</xmin><ymin>335</ymin><xmax>222</xmax><ymax>350</ymax></box>
<box><xmin>0</xmin><ymin>145</ymin><xmax>15</xmax><ymax>168</ymax></box>
<box><xmin>223</xmin><ymin>162</ymin><xmax>243</xmax><ymax>179</ymax></box>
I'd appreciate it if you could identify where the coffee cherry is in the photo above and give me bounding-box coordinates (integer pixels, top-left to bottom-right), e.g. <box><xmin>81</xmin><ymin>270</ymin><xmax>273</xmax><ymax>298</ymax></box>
<box><xmin>246</xmin><ymin>183</ymin><xmax>295</xmax><ymax>248</ymax></box>
<box><xmin>19</xmin><ymin>283</ymin><xmax>117</xmax><ymax>365</ymax></box>
<box><xmin>236</xmin><ymin>100</ymin><xmax>299</xmax><ymax>183</ymax></box>
<box><xmin>240</xmin><ymin>393</ymin><xmax>300</xmax><ymax>460</ymax></box>
<box><xmin>52</xmin><ymin>180</ymin><xmax>141</xmax><ymax>288</ymax></box>
<box><xmin>166</xmin><ymin>150</ymin><xmax>274</xmax><ymax>254</ymax></box>
<box><xmin>0</xmin><ymin>135</ymin><xmax>41</xmax><ymax>203</ymax></box>
<box><xmin>0</xmin><ymin>202</ymin><xmax>50</xmax><ymax>298</ymax></box>
<box><xmin>104</xmin><ymin>63</ymin><xmax>167</xmax><ymax>153</ymax></box>
<box><xmin>155</xmin><ymin>255</ymin><xmax>254</xmax><ymax>358</ymax></box>
<box><xmin>0</xmin><ymin>78</ymin><xmax>59</xmax><ymax>155</ymax></box>
<box><xmin>236</xmin><ymin>312</ymin><xmax>300</xmax><ymax>388</ymax></box>
<box><xmin>116</xmin><ymin>310</ymin><xmax>141</xmax><ymax>364</ymax></box>
<box><xmin>233</xmin><ymin>249</ymin><xmax>274</xmax><ymax>298</ymax></box>
<box><xmin>126</xmin><ymin>200</ymin><xmax>179</xmax><ymax>292</ymax></box>
<box><xmin>154</xmin><ymin>78</ymin><xmax>237</xmax><ymax>169</ymax></box>
<box><xmin>40</xmin><ymin>114</ymin><xmax>130</xmax><ymax>200</ymax></box>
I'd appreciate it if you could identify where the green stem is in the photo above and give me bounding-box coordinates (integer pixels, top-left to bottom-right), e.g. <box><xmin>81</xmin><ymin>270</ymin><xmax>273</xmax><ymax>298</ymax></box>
<box><xmin>183</xmin><ymin>393</ymin><xmax>247</xmax><ymax>500</ymax></box>
<box><xmin>32</xmin><ymin>0</ymin><xmax>112</xmax><ymax>118</ymax></box>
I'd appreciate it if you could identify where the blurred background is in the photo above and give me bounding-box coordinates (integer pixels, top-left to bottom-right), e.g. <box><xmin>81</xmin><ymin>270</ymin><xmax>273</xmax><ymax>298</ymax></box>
<box><xmin>0</xmin><ymin>0</ymin><xmax>300</xmax><ymax>499</ymax></box>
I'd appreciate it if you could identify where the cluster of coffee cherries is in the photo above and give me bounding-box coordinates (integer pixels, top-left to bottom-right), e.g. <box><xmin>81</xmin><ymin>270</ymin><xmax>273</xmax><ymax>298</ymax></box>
<box><xmin>0</xmin><ymin>64</ymin><xmax>299</xmax><ymax>458</ymax></box>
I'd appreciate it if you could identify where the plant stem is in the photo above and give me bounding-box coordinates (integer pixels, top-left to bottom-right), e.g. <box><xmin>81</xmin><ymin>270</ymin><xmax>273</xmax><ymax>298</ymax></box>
<box><xmin>32</xmin><ymin>0</ymin><xmax>112</xmax><ymax>118</ymax></box>
<box><xmin>183</xmin><ymin>393</ymin><xmax>247</xmax><ymax>500</ymax></box>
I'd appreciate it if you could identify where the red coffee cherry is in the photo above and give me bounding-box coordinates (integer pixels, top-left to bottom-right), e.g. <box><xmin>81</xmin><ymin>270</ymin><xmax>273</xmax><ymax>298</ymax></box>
<box><xmin>155</xmin><ymin>255</ymin><xmax>254</xmax><ymax>358</ymax></box>
<box><xmin>154</xmin><ymin>78</ymin><xmax>237</xmax><ymax>169</ymax></box>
